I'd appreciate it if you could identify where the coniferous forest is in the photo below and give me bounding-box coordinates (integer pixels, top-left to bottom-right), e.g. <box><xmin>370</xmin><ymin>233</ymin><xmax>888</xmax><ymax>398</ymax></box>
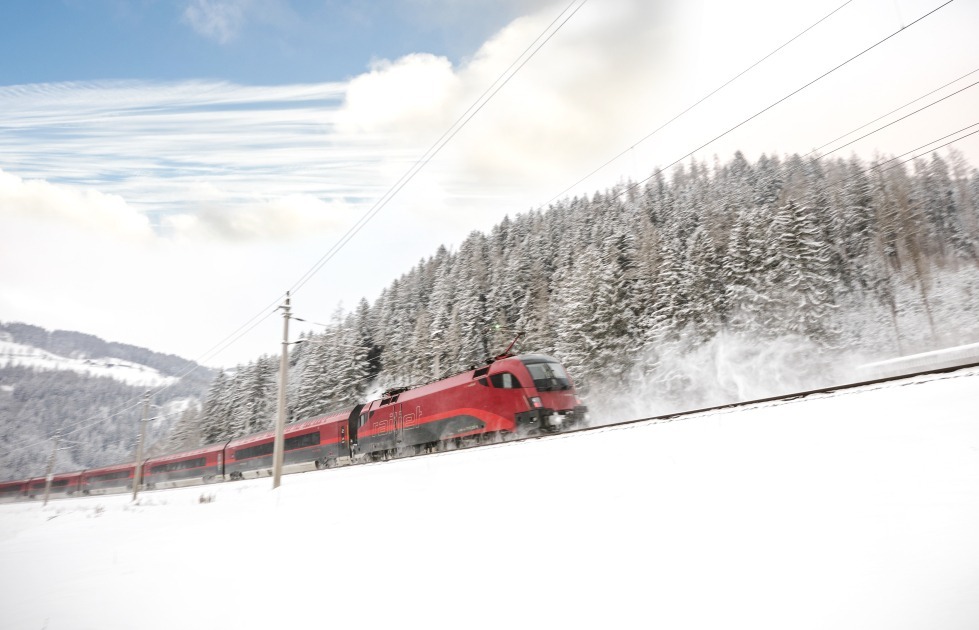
<box><xmin>186</xmin><ymin>149</ymin><xmax>979</xmax><ymax>447</ymax></box>
<box><xmin>0</xmin><ymin>323</ymin><xmax>214</xmax><ymax>479</ymax></box>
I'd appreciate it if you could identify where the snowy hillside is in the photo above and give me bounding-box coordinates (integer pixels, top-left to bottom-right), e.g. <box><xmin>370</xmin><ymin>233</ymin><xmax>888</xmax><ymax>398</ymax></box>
<box><xmin>0</xmin><ymin>338</ymin><xmax>177</xmax><ymax>387</ymax></box>
<box><xmin>1</xmin><ymin>367</ymin><xmax>977</xmax><ymax>630</ymax></box>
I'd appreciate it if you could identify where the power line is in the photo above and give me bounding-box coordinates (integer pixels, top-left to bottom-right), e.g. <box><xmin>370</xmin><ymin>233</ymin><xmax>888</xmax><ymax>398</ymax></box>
<box><xmin>542</xmin><ymin>0</ymin><xmax>858</xmax><ymax>208</ymax></box>
<box><xmin>868</xmin><ymin>122</ymin><xmax>979</xmax><ymax>175</ymax></box>
<box><xmin>812</xmin><ymin>77</ymin><xmax>979</xmax><ymax>159</ymax></box>
<box><xmin>769</xmin><ymin>77</ymin><xmax>979</xmax><ymax>187</ymax></box>
<box><xmin>803</xmin><ymin>65</ymin><xmax>979</xmax><ymax>160</ymax></box>
<box><xmin>608</xmin><ymin>0</ymin><xmax>957</xmax><ymax>205</ymax></box>
<box><xmin>288</xmin><ymin>0</ymin><xmax>589</xmax><ymax>295</ymax></box>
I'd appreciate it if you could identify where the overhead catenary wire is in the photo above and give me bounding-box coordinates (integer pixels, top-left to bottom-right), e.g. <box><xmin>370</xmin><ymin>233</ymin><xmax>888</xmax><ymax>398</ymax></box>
<box><xmin>808</xmin><ymin>76</ymin><xmax>979</xmax><ymax>161</ymax></box>
<box><xmin>802</xmin><ymin>65</ymin><xmax>979</xmax><ymax>160</ymax></box>
<box><xmin>542</xmin><ymin>0</ymin><xmax>859</xmax><ymax>209</ymax></box>
<box><xmin>758</xmin><ymin>78</ymin><xmax>979</xmax><ymax>189</ymax></box>
<box><xmin>288</xmin><ymin>0</ymin><xmax>589</xmax><ymax>296</ymax></box>
<box><xmin>607</xmin><ymin>0</ymin><xmax>957</xmax><ymax>205</ymax></box>
<box><xmin>869</xmin><ymin>123</ymin><xmax>979</xmax><ymax>175</ymax></box>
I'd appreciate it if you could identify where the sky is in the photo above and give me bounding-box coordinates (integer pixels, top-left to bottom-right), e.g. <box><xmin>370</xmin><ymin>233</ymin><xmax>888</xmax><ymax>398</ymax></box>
<box><xmin>1</xmin><ymin>0</ymin><xmax>979</xmax><ymax>368</ymax></box>
<box><xmin>1</xmin><ymin>367</ymin><xmax>977</xmax><ymax>629</ymax></box>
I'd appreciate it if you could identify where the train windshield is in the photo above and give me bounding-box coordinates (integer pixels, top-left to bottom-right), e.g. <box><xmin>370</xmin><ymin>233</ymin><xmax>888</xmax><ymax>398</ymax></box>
<box><xmin>524</xmin><ymin>361</ymin><xmax>572</xmax><ymax>391</ymax></box>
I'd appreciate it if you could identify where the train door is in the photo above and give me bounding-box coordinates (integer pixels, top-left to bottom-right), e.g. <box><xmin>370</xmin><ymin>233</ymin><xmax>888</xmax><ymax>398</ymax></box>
<box><xmin>347</xmin><ymin>404</ymin><xmax>364</xmax><ymax>453</ymax></box>
<box><xmin>356</xmin><ymin>402</ymin><xmax>376</xmax><ymax>454</ymax></box>
<box><xmin>394</xmin><ymin>403</ymin><xmax>404</xmax><ymax>448</ymax></box>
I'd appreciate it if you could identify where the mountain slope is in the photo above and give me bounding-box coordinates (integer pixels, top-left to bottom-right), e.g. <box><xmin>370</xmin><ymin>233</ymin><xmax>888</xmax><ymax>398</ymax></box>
<box><xmin>0</xmin><ymin>322</ymin><xmax>214</xmax><ymax>480</ymax></box>
<box><xmin>0</xmin><ymin>338</ymin><xmax>177</xmax><ymax>387</ymax></box>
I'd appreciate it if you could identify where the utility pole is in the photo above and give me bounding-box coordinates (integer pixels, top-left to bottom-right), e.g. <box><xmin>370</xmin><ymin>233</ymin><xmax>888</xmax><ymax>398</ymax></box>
<box><xmin>132</xmin><ymin>391</ymin><xmax>150</xmax><ymax>501</ymax></box>
<box><xmin>42</xmin><ymin>433</ymin><xmax>60</xmax><ymax>507</ymax></box>
<box><xmin>272</xmin><ymin>292</ymin><xmax>291</xmax><ymax>489</ymax></box>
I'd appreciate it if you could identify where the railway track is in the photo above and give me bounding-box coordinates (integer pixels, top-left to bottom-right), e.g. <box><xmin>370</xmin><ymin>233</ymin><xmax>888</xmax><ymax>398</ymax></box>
<box><xmin>7</xmin><ymin>359</ymin><xmax>979</xmax><ymax>502</ymax></box>
<box><xmin>334</xmin><ymin>358</ymin><xmax>979</xmax><ymax>466</ymax></box>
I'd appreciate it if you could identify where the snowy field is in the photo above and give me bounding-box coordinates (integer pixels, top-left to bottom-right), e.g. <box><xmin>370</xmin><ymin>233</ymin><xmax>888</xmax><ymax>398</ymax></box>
<box><xmin>1</xmin><ymin>368</ymin><xmax>977</xmax><ymax>630</ymax></box>
<box><xmin>0</xmin><ymin>339</ymin><xmax>176</xmax><ymax>387</ymax></box>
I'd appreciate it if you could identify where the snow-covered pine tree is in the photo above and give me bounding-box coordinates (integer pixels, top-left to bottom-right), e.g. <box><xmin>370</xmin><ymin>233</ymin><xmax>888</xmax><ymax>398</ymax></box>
<box><xmin>199</xmin><ymin>370</ymin><xmax>233</xmax><ymax>444</ymax></box>
<box><xmin>294</xmin><ymin>327</ymin><xmax>336</xmax><ymax>420</ymax></box>
<box><xmin>551</xmin><ymin>246</ymin><xmax>602</xmax><ymax>391</ymax></box>
<box><xmin>765</xmin><ymin>199</ymin><xmax>839</xmax><ymax>345</ymax></box>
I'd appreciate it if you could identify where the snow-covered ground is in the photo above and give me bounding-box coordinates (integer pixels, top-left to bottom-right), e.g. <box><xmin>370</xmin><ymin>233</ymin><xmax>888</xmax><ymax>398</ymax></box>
<box><xmin>0</xmin><ymin>339</ymin><xmax>177</xmax><ymax>387</ymax></box>
<box><xmin>1</xmin><ymin>368</ymin><xmax>977</xmax><ymax>630</ymax></box>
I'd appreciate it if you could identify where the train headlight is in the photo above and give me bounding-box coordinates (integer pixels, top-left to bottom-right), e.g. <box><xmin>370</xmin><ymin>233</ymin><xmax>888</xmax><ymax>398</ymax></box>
<box><xmin>529</xmin><ymin>396</ymin><xmax>543</xmax><ymax>409</ymax></box>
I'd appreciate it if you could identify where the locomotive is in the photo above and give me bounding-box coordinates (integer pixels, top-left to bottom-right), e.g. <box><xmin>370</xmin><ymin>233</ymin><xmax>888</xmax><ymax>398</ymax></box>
<box><xmin>0</xmin><ymin>352</ymin><xmax>586</xmax><ymax>501</ymax></box>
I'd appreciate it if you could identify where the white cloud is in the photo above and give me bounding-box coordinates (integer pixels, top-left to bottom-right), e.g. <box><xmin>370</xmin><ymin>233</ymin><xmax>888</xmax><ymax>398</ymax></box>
<box><xmin>333</xmin><ymin>0</ymin><xmax>683</xmax><ymax>195</ymax></box>
<box><xmin>182</xmin><ymin>0</ymin><xmax>249</xmax><ymax>43</ymax></box>
<box><xmin>338</xmin><ymin>54</ymin><xmax>461</xmax><ymax>140</ymax></box>
<box><xmin>163</xmin><ymin>193</ymin><xmax>350</xmax><ymax>242</ymax></box>
<box><xmin>0</xmin><ymin>169</ymin><xmax>153</xmax><ymax>242</ymax></box>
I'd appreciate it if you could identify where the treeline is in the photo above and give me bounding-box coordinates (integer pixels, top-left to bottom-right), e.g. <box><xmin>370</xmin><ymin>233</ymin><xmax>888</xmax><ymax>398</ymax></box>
<box><xmin>193</xmin><ymin>150</ymin><xmax>979</xmax><ymax>443</ymax></box>
<box><xmin>0</xmin><ymin>365</ymin><xmax>203</xmax><ymax>479</ymax></box>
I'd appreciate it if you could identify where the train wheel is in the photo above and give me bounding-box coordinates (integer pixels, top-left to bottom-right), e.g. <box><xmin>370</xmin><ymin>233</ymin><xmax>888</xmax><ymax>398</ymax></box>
<box><xmin>396</xmin><ymin>444</ymin><xmax>419</xmax><ymax>459</ymax></box>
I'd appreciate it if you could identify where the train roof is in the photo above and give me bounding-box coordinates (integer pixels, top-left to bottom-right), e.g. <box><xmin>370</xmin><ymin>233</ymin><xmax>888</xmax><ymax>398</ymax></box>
<box><xmin>515</xmin><ymin>353</ymin><xmax>561</xmax><ymax>364</ymax></box>
<box><xmin>28</xmin><ymin>471</ymin><xmax>83</xmax><ymax>484</ymax></box>
<box><xmin>226</xmin><ymin>407</ymin><xmax>354</xmax><ymax>448</ymax></box>
<box><xmin>81</xmin><ymin>462</ymin><xmax>136</xmax><ymax>476</ymax></box>
<box><xmin>144</xmin><ymin>442</ymin><xmax>226</xmax><ymax>465</ymax></box>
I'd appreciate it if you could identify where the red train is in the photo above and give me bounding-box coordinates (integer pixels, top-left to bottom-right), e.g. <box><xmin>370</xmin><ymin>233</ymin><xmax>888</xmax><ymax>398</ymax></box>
<box><xmin>0</xmin><ymin>353</ymin><xmax>586</xmax><ymax>500</ymax></box>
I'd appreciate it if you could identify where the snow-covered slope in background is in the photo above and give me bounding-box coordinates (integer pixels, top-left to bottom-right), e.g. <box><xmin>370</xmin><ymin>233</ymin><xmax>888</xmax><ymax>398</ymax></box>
<box><xmin>0</xmin><ymin>339</ymin><xmax>176</xmax><ymax>387</ymax></box>
<box><xmin>0</xmin><ymin>368</ymin><xmax>977</xmax><ymax>630</ymax></box>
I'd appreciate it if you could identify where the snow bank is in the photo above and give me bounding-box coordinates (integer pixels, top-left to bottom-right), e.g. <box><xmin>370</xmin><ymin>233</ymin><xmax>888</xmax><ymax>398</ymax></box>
<box><xmin>1</xmin><ymin>368</ymin><xmax>977</xmax><ymax>630</ymax></box>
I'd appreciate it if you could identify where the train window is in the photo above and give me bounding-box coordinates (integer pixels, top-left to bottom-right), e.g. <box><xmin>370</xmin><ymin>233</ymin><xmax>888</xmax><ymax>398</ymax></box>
<box><xmin>477</xmin><ymin>377</ymin><xmax>488</xmax><ymax>387</ymax></box>
<box><xmin>151</xmin><ymin>456</ymin><xmax>207</xmax><ymax>474</ymax></box>
<box><xmin>285</xmin><ymin>431</ymin><xmax>321</xmax><ymax>451</ymax></box>
<box><xmin>524</xmin><ymin>361</ymin><xmax>572</xmax><ymax>391</ymax></box>
<box><xmin>473</xmin><ymin>367</ymin><xmax>489</xmax><ymax>378</ymax></box>
<box><xmin>89</xmin><ymin>471</ymin><xmax>130</xmax><ymax>482</ymax></box>
<box><xmin>235</xmin><ymin>442</ymin><xmax>275</xmax><ymax>461</ymax></box>
<box><xmin>490</xmin><ymin>372</ymin><xmax>523</xmax><ymax>389</ymax></box>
